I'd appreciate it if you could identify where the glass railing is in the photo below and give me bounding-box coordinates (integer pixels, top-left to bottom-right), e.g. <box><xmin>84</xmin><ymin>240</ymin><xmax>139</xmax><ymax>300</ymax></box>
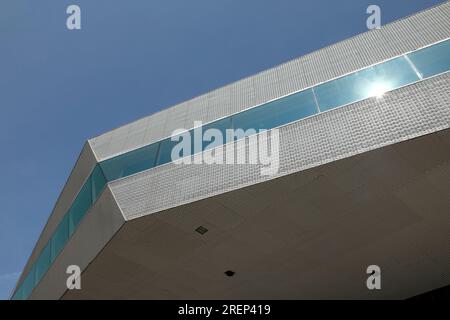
<box><xmin>12</xmin><ymin>38</ymin><xmax>450</xmax><ymax>299</ymax></box>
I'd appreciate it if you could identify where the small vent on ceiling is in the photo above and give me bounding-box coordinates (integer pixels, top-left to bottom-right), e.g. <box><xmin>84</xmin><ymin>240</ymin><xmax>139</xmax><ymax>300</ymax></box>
<box><xmin>224</xmin><ymin>270</ymin><xmax>235</xmax><ymax>277</ymax></box>
<box><xmin>195</xmin><ymin>226</ymin><xmax>208</xmax><ymax>235</ymax></box>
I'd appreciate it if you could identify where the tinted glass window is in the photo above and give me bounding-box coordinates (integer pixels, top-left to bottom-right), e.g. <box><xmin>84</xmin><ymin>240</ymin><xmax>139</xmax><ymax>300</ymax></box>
<box><xmin>100</xmin><ymin>142</ymin><xmax>159</xmax><ymax>181</ymax></box>
<box><xmin>51</xmin><ymin>215</ymin><xmax>69</xmax><ymax>263</ymax></box>
<box><xmin>35</xmin><ymin>242</ymin><xmax>51</xmax><ymax>283</ymax></box>
<box><xmin>69</xmin><ymin>178</ymin><xmax>92</xmax><ymax>236</ymax></box>
<box><xmin>91</xmin><ymin>164</ymin><xmax>107</xmax><ymax>202</ymax></box>
<box><xmin>156</xmin><ymin>133</ymin><xmax>194</xmax><ymax>165</ymax></box>
<box><xmin>315</xmin><ymin>56</ymin><xmax>419</xmax><ymax>111</ymax></box>
<box><xmin>21</xmin><ymin>265</ymin><xmax>36</xmax><ymax>299</ymax></box>
<box><xmin>232</xmin><ymin>89</ymin><xmax>318</xmax><ymax>134</ymax></box>
<box><xmin>201</xmin><ymin>117</ymin><xmax>233</xmax><ymax>151</ymax></box>
<box><xmin>408</xmin><ymin>39</ymin><xmax>450</xmax><ymax>78</ymax></box>
<box><xmin>12</xmin><ymin>286</ymin><xmax>23</xmax><ymax>300</ymax></box>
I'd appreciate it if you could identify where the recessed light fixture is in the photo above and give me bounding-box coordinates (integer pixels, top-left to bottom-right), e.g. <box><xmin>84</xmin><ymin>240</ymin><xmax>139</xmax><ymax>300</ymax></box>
<box><xmin>224</xmin><ymin>270</ymin><xmax>235</xmax><ymax>277</ymax></box>
<box><xmin>195</xmin><ymin>226</ymin><xmax>208</xmax><ymax>235</ymax></box>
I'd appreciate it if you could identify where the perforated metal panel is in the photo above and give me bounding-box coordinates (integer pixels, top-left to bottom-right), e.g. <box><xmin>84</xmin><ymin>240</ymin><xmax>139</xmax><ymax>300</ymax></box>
<box><xmin>89</xmin><ymin>2</ymin><xmax>450</xmax><ymax>161</ymax></box>
<box><xmin>109</xmin><ymin>72</ymin><xmax>450</xmax><ymax>221</ymax></box>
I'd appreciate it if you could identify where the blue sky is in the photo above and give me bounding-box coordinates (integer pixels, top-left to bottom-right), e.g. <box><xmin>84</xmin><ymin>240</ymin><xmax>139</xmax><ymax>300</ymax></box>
<box><xmin>0</xmin><ymin>0</ymin><xmax>445</xmax><ymax>299</ymax></box>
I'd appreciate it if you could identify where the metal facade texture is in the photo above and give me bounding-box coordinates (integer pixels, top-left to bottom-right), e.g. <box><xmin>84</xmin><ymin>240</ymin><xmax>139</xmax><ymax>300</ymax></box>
<box><xmin>89</xmin><ymin>2</ymin><xmax>450</xmax><ymax>161</ymax></box>
<box><xmin>110</xmin><ymin>72</ymin><xmax>450</xmax><ymax>221</ymax></box>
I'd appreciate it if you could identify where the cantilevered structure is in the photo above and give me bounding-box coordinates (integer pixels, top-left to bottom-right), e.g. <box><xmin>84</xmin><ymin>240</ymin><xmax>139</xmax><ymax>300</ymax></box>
<box><xmin>12</xmin><ymin>2</ymin><xmax>450</xmax><ymax>299</ymax></box>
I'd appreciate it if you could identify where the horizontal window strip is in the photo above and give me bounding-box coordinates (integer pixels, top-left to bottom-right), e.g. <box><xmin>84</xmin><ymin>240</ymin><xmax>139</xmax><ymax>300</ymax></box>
<box><xmin>97</xmin><ymin>39</ymin><xmax>450</xmax><ymax>183</ymax></box>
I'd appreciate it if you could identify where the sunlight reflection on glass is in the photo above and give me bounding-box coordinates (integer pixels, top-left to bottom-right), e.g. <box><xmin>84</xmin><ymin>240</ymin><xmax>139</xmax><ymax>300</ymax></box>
<box><xmin>368</xmin><ymin>81</ymin><xmax>391</xmax><ymax>98</ymax></box>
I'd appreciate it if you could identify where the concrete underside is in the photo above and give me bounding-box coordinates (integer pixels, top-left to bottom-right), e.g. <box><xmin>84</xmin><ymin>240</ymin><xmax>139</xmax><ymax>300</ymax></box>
<box><xmin>63</xmin><ymin>128</ymin><xmax>450</xmax><ymax>300</ymax></box>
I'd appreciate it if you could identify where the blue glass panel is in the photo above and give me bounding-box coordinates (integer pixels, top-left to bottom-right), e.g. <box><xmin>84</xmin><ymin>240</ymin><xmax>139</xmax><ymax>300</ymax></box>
<box><xmin>315</xmin><ymin>56</ymin><xmax>420</xmax><ymax>111</ymax></box>
<box><xmin>100</xmin><ymin>142</ymin><xmax>159</xmax><ymax>181</ymax></box>
<box><xmin>51</xmin><ymin>214</ymin><xmax>69</xmax><ymax>263</ymax></box>
<box><xmin>91</xmin><ymin>164</ymin><xmax>107</xmax><ymax>202</ymax></box>
<box><xmin>21</xmin><ymin>265</ymin><xmax>36</xmax><ymax>299</ymax></box>
<box><xmin>156</xmin><ymin>132</ymin><xmax>194</xmax><ymax>165</ymax></box>
<box><xmin>408</xmin><ymin>39</ymin><xmax>450</xmax><ymax>78</ymax></box>
<box><xmin>69</xmin><ymin>178</ymin><xmax>92</xmax><ymax>236</ymax></box>
<box><xmin>12</xmin><ymin>284</ymin><xmax>24</xmax><ymax>300</ymax></box>
<box><xmin>156</xmin><ymin>138</ymin><xmax>177</xmax><ymax>165</ymax></box>
<box><xmin>157</xmin><ymin>118</ymin><xmax>233</xmax><ymax>164</ymax></box>
<box><xmin>201</xmin><ymin>117</ymin><xmax>232</xmax><ymax>151</ymax></box>
<box><xmin>35</xmin><ymin>241</ymin><xmax>51</xmax><ymax>283</ymax></box>
<box><xmin>232</xmin><ymin>89</ymin><xmax>318</xmax><ymax>137</ymax></box>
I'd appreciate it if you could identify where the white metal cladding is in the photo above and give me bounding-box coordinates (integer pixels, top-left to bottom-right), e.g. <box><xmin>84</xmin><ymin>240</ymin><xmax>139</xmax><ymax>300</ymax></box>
<box><xmin>89</xmin><ymin>2</ymin><xmax>450</xmax><ymax>161</ymax></box>
<box><xmin>109</xmin><ymin>72</ymin><xmax>450</xmax><ymax>221</ymax></box>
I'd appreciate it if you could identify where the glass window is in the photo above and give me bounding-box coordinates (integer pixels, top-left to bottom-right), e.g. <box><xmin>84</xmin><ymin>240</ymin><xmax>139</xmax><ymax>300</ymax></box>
<box><xmin>12</xmin><ymin>284</ymin><xmax>24</xmax><ymax>300</ymax></box>
<box><xmin>201</xmin><ymin>117</ymin><xmax>232</xmax><ymax>151</ymax></box>
<box><xmin>35</xmin><ymin>241</ymin><xmax>51</xmax><ymax>283</ymax></box>
<box><xmin>315</xmin><ymin>56</ymin><xmax>420</xmax><ymax>111</ymax></box>
<box><xmin>100</xmin><ymin>142</ymin><xmax>159</xmax><ymax>181</ymax></box>
<box><xmin>21</xmin><ymin>265</ymin><xmax>36</xmax><ymax>299</ymax></box>
<box><xmin>232</xmin><ymin>89</ymin><xmax>318</xmax><ymax>136</ymax></box>
<box><xmin>157</xmin><ymin>118</ymin><xmax>233</xmax><ymax>164</ymax></box>
<box><xmin>51</xmin><ymin>215</ymin><xmax>69</xmax><ymax>263</ymax></box>
<box><xmin>69</xmin><ymin>178</ymin><xmax>92</xmax><ymax>236</ymax></box>
<box><xmin>91</xmin><ymin>164</ymin><xmax>106</xmax><ymax>202</ymax></box>
<box><xmin>156</xmin><ymin>133</ymin><xmax>193</xmax><ymax>165</ymax></box>
<box><xmin>407</xmin><ymin>39</ymin><xmax>450</xmax><ymax>78</ymax></box>
<box><xmin>156</xmin><ymin>138</ymin><xmax>176</xmax><ymax>165</ymax></box>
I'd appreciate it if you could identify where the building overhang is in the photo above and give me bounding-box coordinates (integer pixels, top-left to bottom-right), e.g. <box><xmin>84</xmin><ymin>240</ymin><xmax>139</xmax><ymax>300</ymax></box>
<box><xmin>61</xmin><ymin>128</ymin><xmax>450</xmax><ymax>299</ymax></box>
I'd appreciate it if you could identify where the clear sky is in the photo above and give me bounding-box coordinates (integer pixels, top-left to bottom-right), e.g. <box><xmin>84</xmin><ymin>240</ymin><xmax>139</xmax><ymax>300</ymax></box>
<box><xmin>0</xmin><ymin>0</ymin><xmax>445</xmax><ymax>299</ymax></box>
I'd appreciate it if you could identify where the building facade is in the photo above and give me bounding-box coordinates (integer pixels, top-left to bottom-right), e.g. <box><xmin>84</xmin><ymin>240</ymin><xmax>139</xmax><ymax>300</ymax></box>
<box><xmin>12</xmin><ymin>2</ymin><xmax>450</xmax><ymax>299</ymax></box>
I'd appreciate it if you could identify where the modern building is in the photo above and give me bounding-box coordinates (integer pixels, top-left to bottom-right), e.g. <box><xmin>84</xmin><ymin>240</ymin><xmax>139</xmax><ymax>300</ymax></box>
<box><xmin>12</xmin><ymin>2</ymin><xmax>450</xmax><ymax>299</ymax></box>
